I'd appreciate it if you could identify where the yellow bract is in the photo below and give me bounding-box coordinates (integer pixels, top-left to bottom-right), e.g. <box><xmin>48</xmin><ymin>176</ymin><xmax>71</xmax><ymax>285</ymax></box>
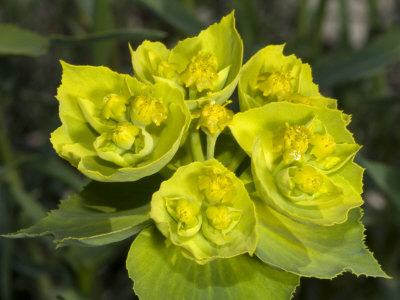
<box><xmin>179</xmin><ymin>52</ymin><xmax>219</xmax><ymax>92</ymax></box>
<box><xmin>194</xmin><ymin>101</ymin><xmax>234</xmax><ymax>135</ymax></box>
<box><xmin>293</xmin><ymin>165</ymin><xmax>323</xmax><ymax>194</ymax></box>
<box><xmin>102</xmin><ymin>93</ymin><xmax>128</xmax><ymax>121</ymax></box>
<box><xmin>129</xmin><ymin>95</ymin><xmax>167</xmax><ymax>126</ymax></box>
<box><xmin>112</xmin><ymin>122</ymin><xmax>140</xmax><ymax>150</ymax></box>
<box><xmin>256</xmin><ymin>72</ymin><xmax>292</xmax><ymax>100</ymax></box>
<box><xmin>273</xmin><ymin>123</ymin><xmax>310</xmax><ymax>163</ymax></box>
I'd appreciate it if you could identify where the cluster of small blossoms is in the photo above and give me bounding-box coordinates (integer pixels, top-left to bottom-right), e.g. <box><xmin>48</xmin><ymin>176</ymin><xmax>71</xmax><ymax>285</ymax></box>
<box><xmin>94</xmin><ymin>93</ymin><xmax>167</xmax><ymax>167</ymax></box>
<box><xmin>35</xmin><ymin>11</ymin><xmax>386</xmax><ymax>300</ymax></box>
<box><xmin>151</xmin><ymin>161</ymin><xmax>257</xmax><ymax>263</ymax></box>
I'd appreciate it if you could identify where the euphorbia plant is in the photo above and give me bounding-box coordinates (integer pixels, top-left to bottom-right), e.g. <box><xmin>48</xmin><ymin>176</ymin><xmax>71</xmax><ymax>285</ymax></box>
<box><xmin>6</xmin><ymin>12</ymin><xmax>389</xmax><ymax>300</ymax></box>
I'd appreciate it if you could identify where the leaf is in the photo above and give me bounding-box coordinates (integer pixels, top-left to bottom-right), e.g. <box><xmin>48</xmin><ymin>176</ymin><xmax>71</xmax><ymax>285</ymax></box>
<box><xmin>314</xmin><ymin>29</ymin><xmax>400</xmax><ymax>87</ymax></box>
<box><xmin>127</xmin><ymin>226</ymin><xmax>299</xmax><ymax>300</ymax></box>
<box><xmin>0</xmin><ymin>25</ymin><xmax>49</xmax><ymax>56</ymax></box>
<box><xmin>255</xmin><ymin>198</ymin><xmax>389</xmax><ymax>279</ymax></box>
<box><xmin>50</xmin><ymin>29</ymin><xmax>166</xmax><ymax>46</ymax></box>
<box><xmin>136</xmin><ymin>0</ymin><xmax>204</xmax><ymax>35</ymax></box>
<box><xmin>6</xmin><ymin>174</ymin><xmax>163</xmax><ymax>246</ymax></box>
<box><xmin>358</xmin><ymin>156</ymin><xmax>400</xmax><ymax>210</ymax></box>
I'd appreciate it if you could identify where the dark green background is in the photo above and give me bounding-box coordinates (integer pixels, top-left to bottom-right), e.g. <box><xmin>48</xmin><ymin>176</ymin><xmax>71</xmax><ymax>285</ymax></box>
<box><xmin>0</xmin><ymin>0</ymin><xmax>399</xmax><ymax>299</ymax></box>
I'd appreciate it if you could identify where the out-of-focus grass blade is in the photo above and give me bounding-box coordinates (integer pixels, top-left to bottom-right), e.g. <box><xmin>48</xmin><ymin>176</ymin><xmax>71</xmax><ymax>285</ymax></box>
<box><xmin>136</xmin><ymin>0</ymin><xmax>204</xmax><ymax>35</ymax></box>
<box><xmin>358</xmin><ymin>156</ymin><xmax>400</xmax><ymax>210</ymax></box>
<box><xmin>314</xmin><ymin>29</ymin><xmax>400</xmax><ymax>87</ymax></box>
<box><xmin>30</xmin><ymin>158</ymin><xmax>88</xmax><ymax>192</ymax></box>
<box><xmin>50</xmin><ymin>28</ymin><xmax>166</xmax><ymax>46</ymax></box>
<box><xmin>0</xmin><ymin>25</ymin><xmax>49</xmax><ymax>56</ymax></box>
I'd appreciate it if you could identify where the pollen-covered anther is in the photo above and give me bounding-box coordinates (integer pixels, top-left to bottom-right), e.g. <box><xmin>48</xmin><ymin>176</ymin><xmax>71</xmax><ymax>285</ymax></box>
<box><xmin>309</xmin><ymin>133</ymin><xmax>336</xmax><ymax>160</ymax></box>
<box><xmin>112</xmin><ymin>122</ymin><xmax>140</xmax><ymax>150</ymax></box>
<box><xmin>102</xmin><ymin>94</ymin><xmax>128</xmax><ymax>121</ymax></box>
<box><xmin>129</xmin><ymin>95</ymin><xmax>167</xmax><ymax>126</ymax></box>
<box><xmin>256</xmin><ymin>71</ymin><xmax>292</xmax><ymax>100</ymax></box>
<box><xmin>195</xmin><ymin>101</ymin><xmax>234</xmax><ymax>134</ymax></box>
<box><xmin>179</xmin><ymin>52</ymin><xmax>219</xmax><ymax>92</ymax></box>
<box><xmin>198</xmin><ymin>168</ymin><xmax>235</xmax><ymax>204</ymax></box>
<box><xmin>273</xmin><ymin>123</ymin><xmax>310</xmax><ymax>163</ymax></box>
<box><xmin>293</xmin><ymin>165</ymin><xmax>323</xmax><ymax>194</ymax></box>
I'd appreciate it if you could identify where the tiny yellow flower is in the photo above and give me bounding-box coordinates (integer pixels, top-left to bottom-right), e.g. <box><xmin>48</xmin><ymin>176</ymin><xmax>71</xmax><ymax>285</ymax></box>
<box><xmin>273</xmin><ymin>123</ymin><xmax>310</xmax><ymax>163</ymax></box>
<box><xmin>194</xmin><ymin>101</ymin><xmax>234</xmax><ymax>135</ymax></box>
<box><xmin>293</xmin><ymin>165</ymin><xmax>324</xmax><ymax>194</ymax></box>
<box><xmin>198</xmin><ymin>168</ymin><xmax>235</xmax><ymax>204</ymax></box>
<box><xmin>309</xmin><ymin>133</ymin><xmax>336</xmax><ymax>161</ymax></box>
<box><xmin>129</xmin><ymin>94</ymin><xmax>167</xmax><ymax>126</ymax></box>
<box><xmin>112</xmin><ymin>122</ymin><xmax>140</xmax><ymax>150</ymax></box>
<box><xmin>179</xmin><ymin>52</ymin><xmax>219</xmax><ymax>93</ymax></box>
<box><xmin>256</xmin><ymin>71</ymin><xmax>292</xmax><ymax>100</ymax></box>
<box><xmin>102</xmin><ymin>94</ymin><xmax>128</xmax><ymax>121</ymax></box>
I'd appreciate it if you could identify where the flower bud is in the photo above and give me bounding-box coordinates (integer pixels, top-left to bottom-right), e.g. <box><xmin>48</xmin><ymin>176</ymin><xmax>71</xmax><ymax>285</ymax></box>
<box><xmin>112</xmin><ymin>122</ymin><xmax>140</xmax><ymax>150</ymax></box>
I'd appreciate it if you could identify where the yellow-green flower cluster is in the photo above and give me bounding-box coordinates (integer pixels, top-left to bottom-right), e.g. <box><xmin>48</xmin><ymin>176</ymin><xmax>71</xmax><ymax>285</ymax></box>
<box><xmin>39</xmin><ymin>11</ymin><xmax>387</xmax><ymax>300</ymax></box>
<box><xmin>150</xmin><ymin>159</ymin><xmax>257</xmax><ymax>264</ymax></box>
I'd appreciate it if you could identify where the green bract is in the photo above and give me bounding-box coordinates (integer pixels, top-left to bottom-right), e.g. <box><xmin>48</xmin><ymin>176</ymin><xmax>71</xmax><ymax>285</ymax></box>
<box><xmin>130</xmin><ymin>12</ymin><xmax>243</xmax><ymax>110</ymax></box>
<box><xmin>51</xmin><ymin>62</ymin><xmax>190</xmax><ymax>182</ymax></box>
<box><xmin>230</xmin><ymin>102</ymin><xmax>362</xmax><ymax>225</ymax></box>
<box><xmin>150</xmin><ymin>159</ymin><xmax>257</xmax><ymax>264</ymax></box>
<box><xmin>238</xmin><ymin>44</ymin><xmax>337</xmax><ymax>111</ymax></box>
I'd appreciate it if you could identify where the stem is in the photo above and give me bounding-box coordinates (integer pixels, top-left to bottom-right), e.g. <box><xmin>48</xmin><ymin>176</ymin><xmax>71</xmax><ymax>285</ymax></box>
<box><xmin>227</xmin><ymin>148</ymin><xmax>248</xmax><ymax>172</ymax></box>
<box><xmin>310</xmin><ymin>0</ymin><xmax>328</xmax><ymax>60</ymax></box>
<box><xmin>189</xmin><ymin>130</ymin><xmax>204</xmax><ymax>162</ymax></box>
<box><xmin>0</xmin><ymin>108</ymin><xmax>46</xmax><ymax>222</ymax></box>
<box><xmin>206</xmin><ymin>133</ymin><xmax>217</xmax><ymax>160</ymax></box>
<box><xmin>295</xmin><ymin>0</ymin><xmax>308</xmax><ymax>42</ymax></box>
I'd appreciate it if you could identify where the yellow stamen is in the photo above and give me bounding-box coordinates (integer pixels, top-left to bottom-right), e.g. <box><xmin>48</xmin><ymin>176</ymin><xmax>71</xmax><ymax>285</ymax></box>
<box><xmin>129</xmin><ymin>94</ymin><xmax>167</xmax><ymax>126</ymax></box>
<box><xmin>194</xmin><ymin>101</ymin><xmax>233</xmax><ymax>134</ymax></box>
<box><xmin>179</xmin><ymin>52</ymin><xmax>219</xmax><ymax>92</ymax></box>
<box><xmin>273</xmin><ymin>123</ymin><xmax>310</xmax><ymax>163</ymax></box>
<box><xmin>198</xmin><ymin>168</ymin><xmax>235</xmax><ymax>204</ymax></box>
<box><xmin>256</xmin><ymin>72</ymin><xmax>292</xmax><ymax>100</ymax></box>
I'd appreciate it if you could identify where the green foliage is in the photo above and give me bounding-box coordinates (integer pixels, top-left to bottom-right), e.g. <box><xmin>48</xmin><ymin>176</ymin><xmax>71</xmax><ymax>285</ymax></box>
<box><xmin>6</xmin><ymin>175</ymin><xmax>163</xmax><ymax>246</ymax></box>
<box><xmin>127</xmin><ymin>226</ymin><xmax>299</xmax><ymax>300</ymax></box>
<box><xmin>0</xmin><ymin>25</ymin><xmax>49</xmax><ymax>56</ymax></box>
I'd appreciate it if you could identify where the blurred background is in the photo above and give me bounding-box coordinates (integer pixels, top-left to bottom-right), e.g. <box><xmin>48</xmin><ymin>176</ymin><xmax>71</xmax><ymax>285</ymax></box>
<box><xmin>0</xmin><ymin>0</ymin><xmax>399</xmax><ymax>299</ymax></box>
